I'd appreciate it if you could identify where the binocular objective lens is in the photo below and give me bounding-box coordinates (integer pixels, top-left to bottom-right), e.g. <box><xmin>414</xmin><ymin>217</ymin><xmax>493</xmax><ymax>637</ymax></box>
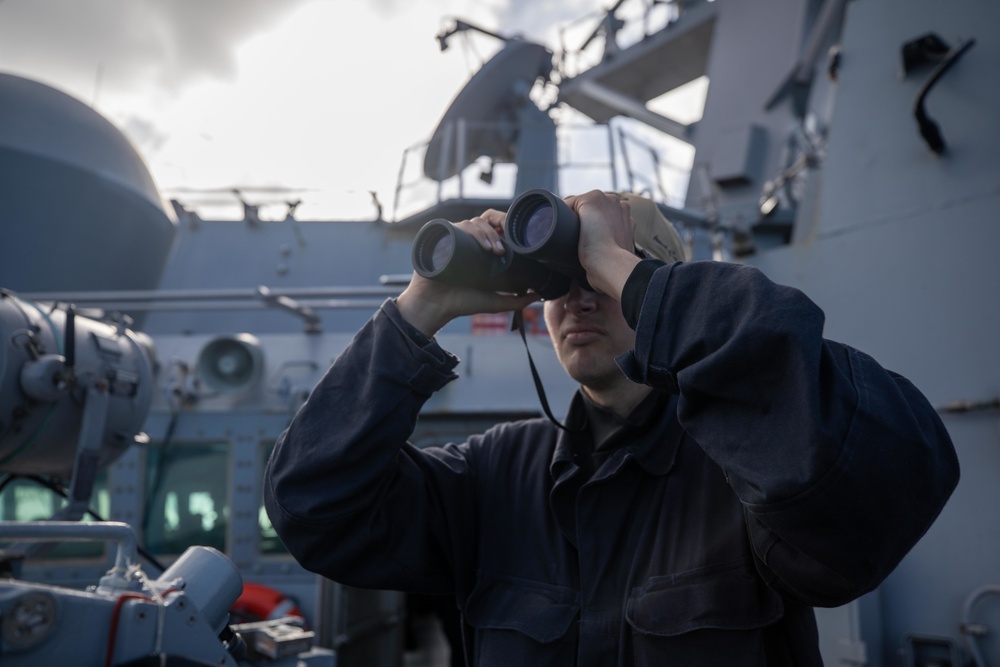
<box><xmin>522</xmin><ymin>203</ymin><xmax>554</xmax><ymax>248</ymax></box>
<box><xmin>428</xmin><ymin>232</ymin><xmax>455</xmax><ymax>272</ymax></box>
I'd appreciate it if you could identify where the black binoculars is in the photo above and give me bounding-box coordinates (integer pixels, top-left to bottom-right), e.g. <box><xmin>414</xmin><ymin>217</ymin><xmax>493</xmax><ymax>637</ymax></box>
<box><xmin>410</xmin><ymin>189</ymin><xmax>588</xmax><ymax>299</ymax></box>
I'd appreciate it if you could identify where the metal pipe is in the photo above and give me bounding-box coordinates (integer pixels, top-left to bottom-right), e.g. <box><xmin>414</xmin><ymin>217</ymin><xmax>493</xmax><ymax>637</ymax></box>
<box><xmin>18</xmin><ymin>285</ymin><xmax>401</xmax><ymax>303</ymax></box>
<box><xmin>0</xmin><ymin>521</ymin><xmax>138</xmax><ymax>573</ymax></box>
<box><xmin>961</xmin><ymin>584</ymin><xmax>1000</xmax><ymax>667</ymax></box>
<box><xmin>457</xmin><ymin>118</ymin><xmax>468</xmax><ymax>200</ymax></box>
<box><xmin>606</xmin><ymin>121</ymin><xmax>619</xmax><ymax>192</ymax></box>
<box><xmin>578</xmin><ymin>80</ymin><xmax>691</xmax><ymax>142</ymax></box>
<box><xmin>37</xmin><ymin>298</ymin><xmax>390</xmax><ymax>313</ymax></box>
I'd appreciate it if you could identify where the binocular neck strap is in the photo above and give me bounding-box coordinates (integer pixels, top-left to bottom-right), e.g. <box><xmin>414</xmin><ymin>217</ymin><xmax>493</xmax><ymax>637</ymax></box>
<box><xmin>511</xmin><ymin>309</ymin><xmax>582</xmax><ymax>433</ymax></box>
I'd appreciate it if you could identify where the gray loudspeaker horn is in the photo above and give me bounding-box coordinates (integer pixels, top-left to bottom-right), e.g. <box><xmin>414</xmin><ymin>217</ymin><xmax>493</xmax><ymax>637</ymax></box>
<box><xmin>196</xmin><ymin>333</ymin><xmax>264</xmax><ymax>395</ymax></box>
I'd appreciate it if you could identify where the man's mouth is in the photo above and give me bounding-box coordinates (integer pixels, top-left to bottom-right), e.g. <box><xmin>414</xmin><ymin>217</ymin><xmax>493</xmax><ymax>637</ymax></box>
<box><xmin>563</xmin><ymin>327</ymin><xmax>602</xmax><ymax>344</ymax></box>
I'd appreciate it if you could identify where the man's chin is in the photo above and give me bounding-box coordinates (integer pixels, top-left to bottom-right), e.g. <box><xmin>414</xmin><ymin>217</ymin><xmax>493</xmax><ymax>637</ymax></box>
<box><xmin>566</xmin><ymin>362</ymin><xmax>614</xmax><ymax>387</ymax></box>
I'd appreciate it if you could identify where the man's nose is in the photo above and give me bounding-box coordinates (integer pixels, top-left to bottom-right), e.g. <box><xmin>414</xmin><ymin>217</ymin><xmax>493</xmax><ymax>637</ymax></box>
<box><xmin>565</xmin><ymin>281</ymin><xmax>597</xmax><ymax>314</ymax></box>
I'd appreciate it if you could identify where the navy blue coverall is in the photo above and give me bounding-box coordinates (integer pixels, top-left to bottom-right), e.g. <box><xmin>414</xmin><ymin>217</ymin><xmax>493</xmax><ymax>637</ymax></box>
<box><xmin>264</xmin><ymin>260</ymin><xmax>959</xmax><ymax>666</ymax></box>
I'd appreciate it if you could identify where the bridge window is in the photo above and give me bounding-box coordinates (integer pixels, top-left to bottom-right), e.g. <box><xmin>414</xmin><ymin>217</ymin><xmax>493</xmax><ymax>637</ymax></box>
<box><xmin>144</xmin><ymin>442</ymin><xmax>229</xmax><ymax>555</ymax></box>
<box><xmin>0</xmin><ymin>471</ymin><xmax>109</xmax><ymax>558</ymax></box>
<box><xmin>258</xmin><ymin>443</ymin><xmax>287</xmax><ymax>555</ymax></box>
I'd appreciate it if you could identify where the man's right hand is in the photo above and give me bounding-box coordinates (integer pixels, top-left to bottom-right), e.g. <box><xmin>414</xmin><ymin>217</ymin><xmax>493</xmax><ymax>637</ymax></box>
<box><xmin>563</xmin><ymin>190</ymin><xmax>641</xmax><ymax>302</ymax></box>
<box><xmin>396</xmin><ymin>210</ymin><xmax>541</xmax><ymax>337</ymax></box>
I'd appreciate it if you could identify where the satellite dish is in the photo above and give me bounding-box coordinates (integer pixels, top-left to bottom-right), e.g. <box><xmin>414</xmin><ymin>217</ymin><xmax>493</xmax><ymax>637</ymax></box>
<box><xmin>423</xmin><ymin>40</ymin><xmax>554</xmax><ymax>182</ymax></box>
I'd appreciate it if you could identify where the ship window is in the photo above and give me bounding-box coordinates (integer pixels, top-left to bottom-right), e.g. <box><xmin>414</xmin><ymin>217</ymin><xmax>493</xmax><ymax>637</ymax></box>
<box><xmin>259</xmin><ymin>503</ymin><xmax>285</xmax><ymax>554</ymax></box>
<box><xmin>258</xmin><ymin>443</ymin><xmax>287</xmax><ymax>555</ymax></box>
<box><xmin>0</xmin><ymin>471</ymin><xmax>109</xmax><ymax>559</ymax></box>
<box><xmin>144</xmin><ymin>442</ymin><xmax>229</xmax><ymax>555</ymax></box>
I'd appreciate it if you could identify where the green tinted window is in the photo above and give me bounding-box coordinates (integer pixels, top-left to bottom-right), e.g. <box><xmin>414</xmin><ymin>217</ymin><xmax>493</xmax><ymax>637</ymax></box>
<box><xmin>258</xmin><ymin>443</ymin><xmax>287</xmax><ymax>554</ymax></box>
<box><xmin>144</xmin><ymin>443</ymin><xmax>229</xmax><ymax>555</ymax></box>
<box><xmin>0</xmin><ymin>471</ymin><xmax>109</xmax><ymax>558</ymax></box>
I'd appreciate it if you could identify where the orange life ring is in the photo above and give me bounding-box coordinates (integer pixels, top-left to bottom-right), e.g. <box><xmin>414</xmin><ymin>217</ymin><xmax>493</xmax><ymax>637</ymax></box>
<box><xmin>230</xmin><ymin>582</ymin><xmax>304</xmax><ymax>624</ymax></box>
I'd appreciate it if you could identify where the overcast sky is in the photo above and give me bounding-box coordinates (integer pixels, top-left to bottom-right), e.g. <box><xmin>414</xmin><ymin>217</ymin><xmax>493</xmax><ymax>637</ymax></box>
<box><xmin>0</xmin><ymin>0</ymin><xmax>699</xmax><ymax>220</ymax></box>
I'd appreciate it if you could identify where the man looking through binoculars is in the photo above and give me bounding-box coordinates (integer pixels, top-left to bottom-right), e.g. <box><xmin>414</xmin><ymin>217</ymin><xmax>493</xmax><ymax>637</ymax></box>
<box><xmin>265</xmin><ymin>190</ymin><xmax>957</xmax><ymax>666</ymax></box>
<box><xmin>400</xmin><ymin>191</ymin><xmax>657</xmax><ymax>419</ymax></box>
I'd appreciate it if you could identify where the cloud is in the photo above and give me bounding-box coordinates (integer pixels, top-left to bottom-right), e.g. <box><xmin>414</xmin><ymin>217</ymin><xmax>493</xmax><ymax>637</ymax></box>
<box><xmin>120</xmin><ymin>114</ymin><xmax>169</xmax><ymax>154</ymax></box>
<box><xmin>0</xmin><ymin>0</ymin><xmax>649</xmax><ymax>219</ymax></box>
<box><xmin>0</xmin><ymin>0</ymin><xmax>314</xmax><ymax>97</ymax></box>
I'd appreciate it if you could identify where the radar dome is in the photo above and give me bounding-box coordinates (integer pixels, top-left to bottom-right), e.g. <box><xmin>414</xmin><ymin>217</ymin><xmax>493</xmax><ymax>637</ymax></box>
<box><xmin>0</xmin><ymin>72</ymin><xmax>177</xmax><ymax>294</ymax></box>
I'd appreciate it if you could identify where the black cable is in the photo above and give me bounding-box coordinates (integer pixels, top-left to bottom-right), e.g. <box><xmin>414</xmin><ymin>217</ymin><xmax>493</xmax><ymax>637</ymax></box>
<box><xmin>16</xmin><ymin>473</ymin><xmax>167</xmax><ymax>573</ymax></box>
<box><xmin>141</xmin><ymin>409</ymin><xmax>180</xmax><ymax>540</ymax></box>
<box><xmin>511</xmin><ymin>310</ymin><xmax>584</xmax><ymax>433</ymax></box>
<box><xmin>0</xmin><ymin>473</ymin><xmax>20</xmax><ymax>495</ymax></box>
<box><xmin>914</xmin><ymin>38</ymin><xmax>976</xmax><ymax>154</ymax></box>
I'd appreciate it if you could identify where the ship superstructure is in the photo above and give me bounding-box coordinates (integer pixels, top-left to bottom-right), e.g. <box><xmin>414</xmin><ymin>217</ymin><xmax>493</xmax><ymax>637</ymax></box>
<box><xmin>1</xmin><ymin>1</ymin><xmax>997</xmax><ymax>665</ymax></box>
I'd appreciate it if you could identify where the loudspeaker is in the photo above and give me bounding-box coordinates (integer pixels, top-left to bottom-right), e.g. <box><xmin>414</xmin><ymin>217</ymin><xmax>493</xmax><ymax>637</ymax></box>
<box><xmin>196</xmin><ymin>334</ymin><xmax>264</xmax><ymax>395</ymax></box>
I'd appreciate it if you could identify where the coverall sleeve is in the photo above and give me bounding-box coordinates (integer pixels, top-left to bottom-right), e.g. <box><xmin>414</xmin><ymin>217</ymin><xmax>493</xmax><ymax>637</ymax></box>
<box><xmin>617</xmin><ymin>260</ymin><xmax>959</xmax><ymax>607</ymax></box>
<box><xmin>263</xmin><ymin>299</ymin><xmax>476</xmax><ymax>594</ymax></box>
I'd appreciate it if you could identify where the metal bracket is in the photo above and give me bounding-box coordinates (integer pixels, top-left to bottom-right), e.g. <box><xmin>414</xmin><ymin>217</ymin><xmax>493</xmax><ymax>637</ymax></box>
<box><xmin>256</xmin><ymin>286</ymin><xmax>321</xmax><ymax>334</ymax></box>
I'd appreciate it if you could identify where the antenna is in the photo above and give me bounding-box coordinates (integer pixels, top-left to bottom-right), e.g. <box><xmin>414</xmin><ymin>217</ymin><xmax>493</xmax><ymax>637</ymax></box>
<box><xmin>232</xmin><ymin>189</ymin><xmax>262</xmax><ymax>226</ymax></box>
<box><xmin>436</xmin><ymin>18</ymin><xmax>512</xmax><ymax>52</ymax></box>
<box><xmin>422</xmin><ymin>39</ymin><xmax>556</xmax><ymax>192</ymax></box>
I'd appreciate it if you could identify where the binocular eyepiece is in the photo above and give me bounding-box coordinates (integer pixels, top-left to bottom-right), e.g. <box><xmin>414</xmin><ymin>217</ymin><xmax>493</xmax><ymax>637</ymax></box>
<box><xmin>411</xmin><ymin>189</ymin><xmax>587</xmax><ymax>300</ymax></box>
